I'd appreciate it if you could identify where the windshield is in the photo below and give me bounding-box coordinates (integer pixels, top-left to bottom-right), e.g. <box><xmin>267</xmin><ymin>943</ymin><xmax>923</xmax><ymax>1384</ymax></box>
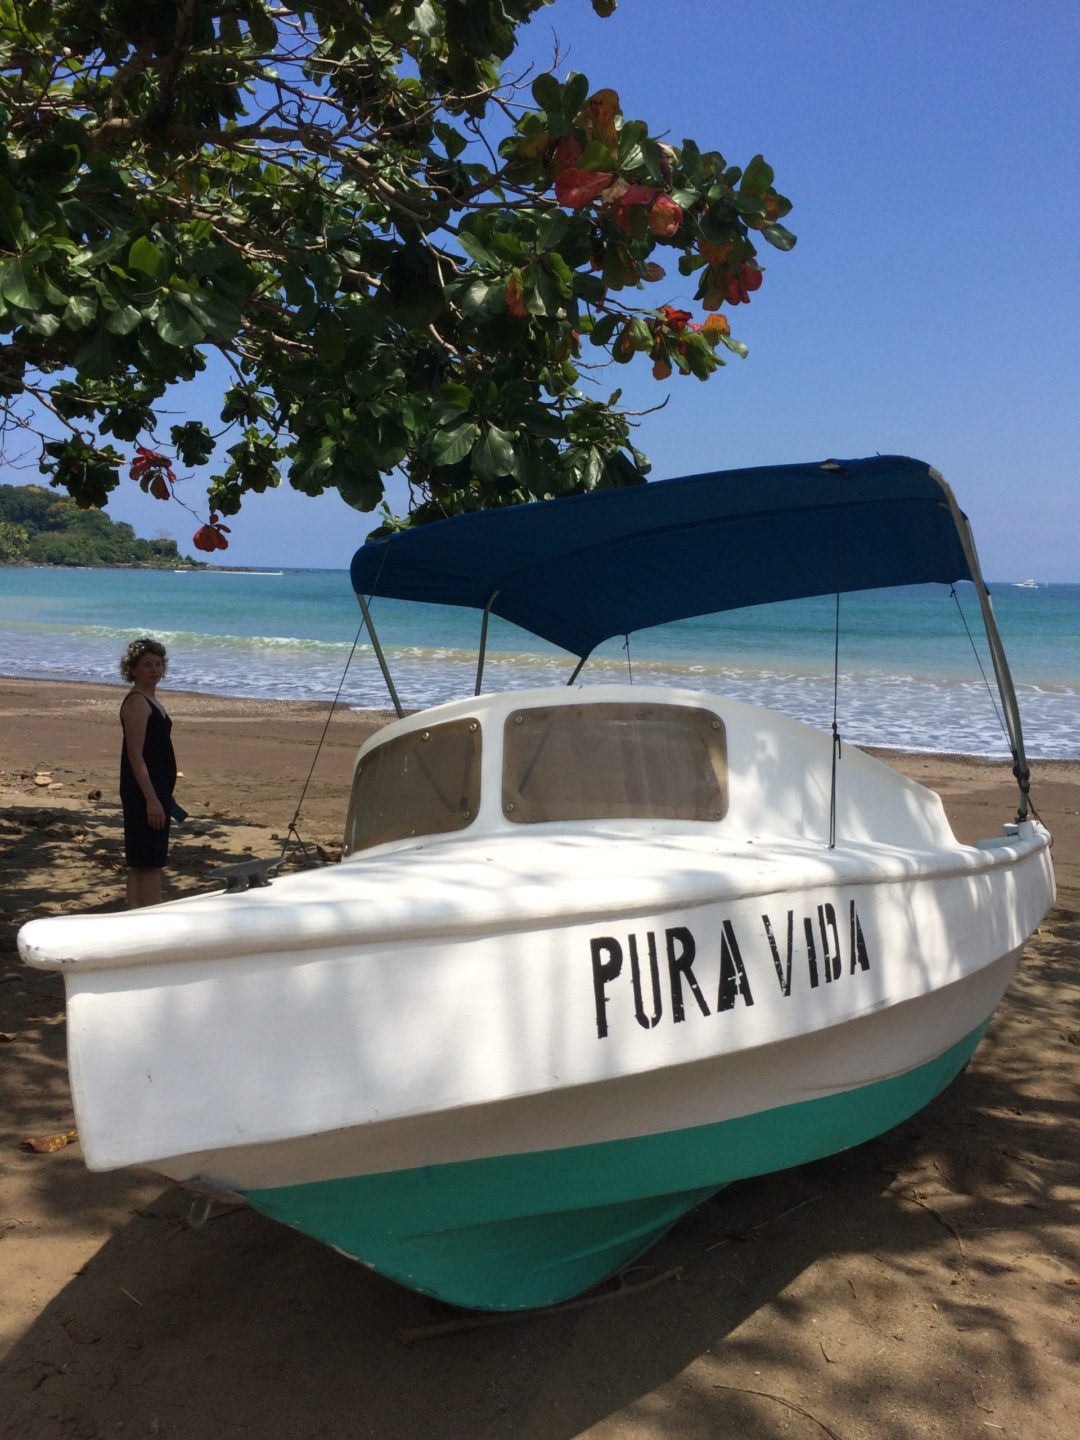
<box><xmin>344</xmin><ymin>717</ymin><xmax>482</xmax><ymax>853</ymax></box>
<box><xmin>502</xmin><ymin>702</ymin><xmax>728</xmax><ymax>824</ymax></box>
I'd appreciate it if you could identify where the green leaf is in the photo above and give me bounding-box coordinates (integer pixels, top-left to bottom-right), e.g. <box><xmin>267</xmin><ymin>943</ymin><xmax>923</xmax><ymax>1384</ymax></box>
<box><xmin>741</xmin><ymin>154</ymin><xmax>775</xmax><ymax>196</ymax></box>
<box><xmin>458</xmin><ymin>277</ymin><xmax>493</xmax><ymax>317</ymax></box>
<box><xmin>731</xmin><ymin>191</ymin><xmax>766</xmax><ymax>217</ymax></box>
<box><xmin>247</xmin><ymin>5</ymin><xmax>277</xmax><ymax>50</ymax></box>
<box><xmin>589</xmin><ymin>313</ymin><xmax>619</xmax><ymax>347</ymax></box>
<box><xmin>473</xmin><ymin>425</ymin><xmax>516</xmax><ymax>480</ymax></box>
<box><xmin>409</xmin><ymin>0</ymin><xmax>441</xmax><ymax>38</ymax></box>
<box><xmin>434</xmin><ymin>120</ymin><xmax>468</xmax><ymax>159</ymax></box>
<box><xmin>436</xmin><ymin>382</ymin><xmax>473</xmax><ymax>410</ymax></box>
<box><xmin>128</xmin><ymin>237</ymin><xmax>166</xmax><ymax>278</ymax></box>
<box><xmin>536</xmin><ymin>210</ymin><xmax>569</xmax><ymax>252</ymax></box>
<box><xmin>104</xmin><ymin>303</ymin><xmax>143</xmax><ymax>335</ymax></box>
<box><xmin>289</xmin><ymin>435</ymin><xmax>335</xmax><ymax>495</ymax></box>
<box><xmin>337</xmin><ymin>472</ymin><xmax>383</xmax><ymax>512</ymax></box>
<box><xmin>762</xmin><ymin>223</ymin><xmax>797</xmax><ymax>252</ymax></box>
<box><xmin>155</xmin><ymin>297</ymin><xmax>205</xmax><ymax>347</ymax></box>
<box><xmin>0</xmin><ymin>178</ymin><xmax>27</xmax><ymax>248</ymax></box>
<box><xmin>430</xmin><ymin>421</ymin><xmax>479</xmax><ymax>466</ymax></box>
<box><xmin>24</xmin><ymin>309</ymin><xmax>61</xmax><ymax>338</ymax></box>
<box><xmin>0</xmin><ymin>259</ymin><xmax>43</xmax><ymax>310</ymax></box>
<box><xmin>171</xmin><ymin>421</ymin><xmax>215</xmax><ymax>467</ymax></box>
<box><xmin>71</xmin><ymin>329</ymin><xmax>118</xmax><ymax>379</ymax></box>
<box><xmin>563</xmin><ymin>72</ymin><xmax>590</xmax><ymax>117</ymax></box>
<box><xmin>62</xmin><ymin>294</ymin><xmax>97</xmax><ymax>329</ymax></box>
<box><xmin>531</xmin><ymin>72</ymin><xmax>562</xmax><ymax>115</ymax></box>
<box><xmin>453</xmin><ymin>231</ymin><xmax>496</xmax><ymax>268</ymax></box>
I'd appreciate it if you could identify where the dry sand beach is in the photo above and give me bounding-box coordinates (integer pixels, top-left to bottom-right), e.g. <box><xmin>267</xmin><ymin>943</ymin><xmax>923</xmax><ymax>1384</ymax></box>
<box><xmin>1</xmin><ymin>677</ymin><xmax>1078</xmax><ymax>1440</ymax></box>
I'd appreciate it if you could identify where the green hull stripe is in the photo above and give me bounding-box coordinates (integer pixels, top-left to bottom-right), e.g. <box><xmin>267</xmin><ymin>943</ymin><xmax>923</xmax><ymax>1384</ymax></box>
<box><xmin>247</xmin><ymin>1021</ymin><xmax>988</xmax><ymax>1310</ymax></box>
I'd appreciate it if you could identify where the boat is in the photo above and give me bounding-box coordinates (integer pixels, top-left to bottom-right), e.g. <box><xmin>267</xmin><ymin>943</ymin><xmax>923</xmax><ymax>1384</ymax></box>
<box><xmin>1014</xmin><ymin>578</ymin><xmax>1039</xmax><ymax>588</ymax></box>
<box><xmin>17</xmin><ymin>455</ymin><xmax>1054</xmax><ymax>1312</ymax></box>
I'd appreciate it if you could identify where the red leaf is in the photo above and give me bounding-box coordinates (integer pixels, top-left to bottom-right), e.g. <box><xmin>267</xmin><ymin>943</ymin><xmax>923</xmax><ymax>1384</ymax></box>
<box><xmin>193</xmin><ymin>523</ymin><xmax>230</xmax><ymax>553</ymax></box>
<box><xmin>505</xmin><ymin>272</ymin><xmax>529</xmax><ymax>319</ymax></box>
<box><xmin>658</xmin><ymin>305</ymin><xmax>693</xmax><ymax>333</ymax></box>
<box><xmin>608</xmin><ymin>183</ymin><xmax>662</xmax><ymax>233</ymax></box>
<box><xmin>647</xmin><ymin>196</ymin><xmax>683</xmax><ymax>238</ymax></box>
<box><xmin>551</xmin><ymin>136</ymin><xmax>583</xmax><ymax>175</ymax></box>
<box><xmin>554</xmin><ymin>167</ymin><xmax>614</xmax><ymax>209</ymax></box>
<box><xmin>579</xmin><ymin>89</ymin><xmax>621</xmax><ymax>150</ymax></box>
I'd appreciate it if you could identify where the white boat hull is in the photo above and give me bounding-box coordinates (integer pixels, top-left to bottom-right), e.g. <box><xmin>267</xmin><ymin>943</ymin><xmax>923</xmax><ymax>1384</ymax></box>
<box><xmin>19</xmin><ymin>687</ymin><xmax>1055</xmax><ymax>1308</ymax></box>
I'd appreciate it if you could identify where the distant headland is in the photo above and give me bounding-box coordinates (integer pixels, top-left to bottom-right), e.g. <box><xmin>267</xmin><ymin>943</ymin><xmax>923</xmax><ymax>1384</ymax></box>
<box><xmin>0</xmin><ymin>484</ymin><xmax>203</xmax><ymax>568</ymax></box>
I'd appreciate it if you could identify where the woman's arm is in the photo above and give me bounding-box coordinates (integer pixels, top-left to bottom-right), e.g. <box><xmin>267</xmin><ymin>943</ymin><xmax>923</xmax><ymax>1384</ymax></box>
<box><xmin>121</xmin><ymin>695</ymin><xmax>167</xmax><ymax>829</ymax></box>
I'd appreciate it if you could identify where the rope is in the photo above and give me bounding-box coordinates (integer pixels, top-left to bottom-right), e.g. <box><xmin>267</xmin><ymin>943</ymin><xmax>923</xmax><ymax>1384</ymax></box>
<box><xmin>828</xmin><ymin>583</ymin><xmax>842</xmax><ymax>850</ymax></box>
<box><xmin>623</xmin><ymin>634</ymin><xmax>633</xmax><ymax>684</ymax></box>
<box><xmin>279</xmin><ymin>622</ymin><xmax>366</xmax><ymax>863</ymax></box>
<box><xmin>948</xmin><ymin>585</ymin><xmax>1012</xmax><ymax>751</ymax></box>
<box><xmin>280</xmin><ymin>543</ymin><xmax>395</xmax><ymax>865</ymax></box>
<box><xmin>827</xmin><ymin>469</ymin><xmax>844</xmax><ymax>851</ymax></box>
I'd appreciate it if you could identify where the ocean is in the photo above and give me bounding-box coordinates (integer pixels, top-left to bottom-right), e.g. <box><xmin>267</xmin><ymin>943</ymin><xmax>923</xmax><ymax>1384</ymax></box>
<box><xmin>0</xmin><ymin>566</ymin><xmax>1077</xmax><ymax>760</ymax></box>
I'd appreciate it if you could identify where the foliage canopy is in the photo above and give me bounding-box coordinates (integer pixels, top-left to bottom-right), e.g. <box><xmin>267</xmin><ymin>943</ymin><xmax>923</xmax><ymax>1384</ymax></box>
<box><xmin>0</xmin><ymin>0</ymin><xmax>796</xmax><ymax>548</ymax></box>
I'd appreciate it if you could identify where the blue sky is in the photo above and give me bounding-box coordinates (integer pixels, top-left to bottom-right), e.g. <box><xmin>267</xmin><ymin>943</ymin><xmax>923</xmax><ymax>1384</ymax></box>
<box><xmin>13</xmin><ymin>0</ymin><xmax>1080</xmax><ymax>578</ymax></box>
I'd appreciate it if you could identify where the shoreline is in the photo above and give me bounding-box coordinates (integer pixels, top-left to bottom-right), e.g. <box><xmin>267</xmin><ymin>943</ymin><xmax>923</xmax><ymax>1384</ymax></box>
<box><xmin>4</xmin><ymin>670</ymin><xmax>1080</xmax><ymax>769</ymax></box>
<box><xmin>1</xmin><ymin>675</ymin><xmax>1078</xmax><ymax>1437</ymax></box>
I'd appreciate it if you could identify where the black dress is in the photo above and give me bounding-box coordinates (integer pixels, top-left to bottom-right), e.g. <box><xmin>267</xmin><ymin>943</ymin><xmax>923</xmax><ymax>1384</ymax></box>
<box><xmin>120</xmin><ymin>696</ymin><xmax>177</xmax><ymax>869</ymax></box>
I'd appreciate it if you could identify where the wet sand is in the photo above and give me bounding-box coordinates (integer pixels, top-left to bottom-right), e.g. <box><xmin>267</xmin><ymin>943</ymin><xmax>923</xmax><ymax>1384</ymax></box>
<box><xmin>1</xmin><ymin>677</ymin><xmax>1078</xmax><ymax>1440</ymax></box>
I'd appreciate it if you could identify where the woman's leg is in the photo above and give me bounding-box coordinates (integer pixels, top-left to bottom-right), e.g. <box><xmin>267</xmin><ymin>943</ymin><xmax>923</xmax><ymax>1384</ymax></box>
<box><xmin>126</xmin><ymin>867</ymin><xmax>163</xmax><ymax>908</ymax></box>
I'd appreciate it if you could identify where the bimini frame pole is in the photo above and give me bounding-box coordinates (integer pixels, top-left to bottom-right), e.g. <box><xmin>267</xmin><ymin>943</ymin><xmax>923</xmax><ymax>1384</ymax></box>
<box><xmin>930</xmin><ymin>468</ymin><xmax>1031</xmax><ymax>819</ymax></box>
<box><xmin>355</xmin><ymin>591</ymin><xmax>404</xmax><ymax>719</ymax></box>
<box><xmin>474</xmin><ymin>590</ymin><xmax>498</xmax><ymax>696</ymax></box>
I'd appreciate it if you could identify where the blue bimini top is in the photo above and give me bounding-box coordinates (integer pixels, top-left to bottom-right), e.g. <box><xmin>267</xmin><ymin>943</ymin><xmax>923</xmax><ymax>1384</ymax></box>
<box><xmin>350</xmin><ymin>455</ymin><xmax>976</xmax><ymax>659</ymax></box>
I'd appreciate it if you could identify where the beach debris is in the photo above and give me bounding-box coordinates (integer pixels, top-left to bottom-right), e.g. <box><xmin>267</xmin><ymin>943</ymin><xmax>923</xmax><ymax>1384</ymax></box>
<box><xmin>899</xmin><ymin>1187</ymin><xmax>966</xmax><ymax>1256</ymax></box>
<box><xmin>62</xmin><ymin>1314</ymin><xmax>102</xmax><ymax>1345</ymax></box>
<box><xmin>33</xmin><ymin>772</ymin><xmax>52</xmax><ymax>787</ymax></box>
<box><xmin>0</xmin><ymin>1032</ymin><xmax>15</xmax><ymax>1043</ymax></box>
<box><xmin>21</xmin><ymin>1128</ymin><xmax>79</xmax><ymax>1154</ymax></box>
<box><xmin>711</xmin><ymin>1384</ymin><xmax>845</xmax><ymax>1440</ymax></box>
<box><xmin>87</xmin><ymin>789</ymin><xmax>102</xmax><ymax>801</ymax></box>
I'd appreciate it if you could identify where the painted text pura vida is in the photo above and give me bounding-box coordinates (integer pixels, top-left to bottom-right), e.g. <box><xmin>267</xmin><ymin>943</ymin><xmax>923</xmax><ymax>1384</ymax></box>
<box><xmin>590</xmin><ymin>902</ymin><xmax>872</xmax><ymax>1039</ymax></box>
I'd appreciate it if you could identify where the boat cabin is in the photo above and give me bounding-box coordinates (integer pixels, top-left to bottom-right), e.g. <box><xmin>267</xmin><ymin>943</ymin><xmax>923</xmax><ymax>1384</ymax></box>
<box><xmin>345</xmin><ymin>688</ymin><xmax>729</xmax><ymax>854</ymax></box>
<box><xmin>343</xmin><ymin>684</ymin><xmax>958</xmax><ymax>856</ymax></box>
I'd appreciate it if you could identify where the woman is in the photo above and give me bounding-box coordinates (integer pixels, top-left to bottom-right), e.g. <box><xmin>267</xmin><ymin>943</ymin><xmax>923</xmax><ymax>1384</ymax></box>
<box><xmin>119</xmin><ymin>637</ymin><xmax>177</xmax><ymax>908</ymax></box>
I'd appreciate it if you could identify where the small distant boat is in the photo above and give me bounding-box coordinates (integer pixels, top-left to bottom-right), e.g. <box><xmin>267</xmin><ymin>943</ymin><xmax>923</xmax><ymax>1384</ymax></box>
<box><xmin>1014</xmin><ymin>578</ymin><xmax>1039</xmax><ymax>588</ymax></box>
<box><xmin>18</xmin><ymin>456</ymin><xmax>1054</xmax><ymax>1312</ymax></box>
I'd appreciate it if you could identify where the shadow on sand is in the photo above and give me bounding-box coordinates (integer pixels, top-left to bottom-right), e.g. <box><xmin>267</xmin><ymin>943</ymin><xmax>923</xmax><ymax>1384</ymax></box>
<box><xmin>2</xmin><ymin>799</ymin><xmax>1077</xmax><ymax>1440</ymax></box>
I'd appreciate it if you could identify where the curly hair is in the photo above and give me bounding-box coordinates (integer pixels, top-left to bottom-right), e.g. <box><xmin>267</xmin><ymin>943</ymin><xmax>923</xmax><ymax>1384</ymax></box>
<box><xmin>120</xmin><ymin>637</ymin><xmax>168</xmax><ymax>683</ymax></box>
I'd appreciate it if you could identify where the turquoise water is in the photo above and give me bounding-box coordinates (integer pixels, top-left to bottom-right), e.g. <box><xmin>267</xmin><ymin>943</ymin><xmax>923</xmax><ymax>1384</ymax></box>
<box><xmin>0</xmin><ymin>566</ymin><xmax>1077</xmax><ymax>758</ymax></box>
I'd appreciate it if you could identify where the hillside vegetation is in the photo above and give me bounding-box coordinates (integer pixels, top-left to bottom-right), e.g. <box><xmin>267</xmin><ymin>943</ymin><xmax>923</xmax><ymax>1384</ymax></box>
<box><xmin>0</xmin><ymin>484</ymin><xmax>196</xmax><ymax>567</ymax></box>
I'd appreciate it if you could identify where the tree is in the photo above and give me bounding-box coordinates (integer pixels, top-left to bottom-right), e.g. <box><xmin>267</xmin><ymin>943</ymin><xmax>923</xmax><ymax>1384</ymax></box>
<box><xmin>0</xmin><ymin>0</ymin><xmax>796</xmax><ymax>550</ymax></box>
<box><xmin>0</xmin><ymin>516</ymin><xmax>28</xmax><ymax>560</ymax></box>
<box><xmin>0</xmin><ymin>480</ymin><xmax>192</xmax><ymax>563</ymax></box>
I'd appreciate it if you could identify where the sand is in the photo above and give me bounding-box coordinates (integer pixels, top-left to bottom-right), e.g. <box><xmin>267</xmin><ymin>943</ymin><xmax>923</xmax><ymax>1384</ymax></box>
<box><xmin>1</xmin><ymin>677</ymin><xmax>1077</xmax><ymax>1440</ymax></box>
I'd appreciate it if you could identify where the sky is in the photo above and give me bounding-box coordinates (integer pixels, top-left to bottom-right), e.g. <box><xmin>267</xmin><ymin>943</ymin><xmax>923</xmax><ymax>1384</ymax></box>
<box><xmin>8</xmin><ymin>0</ymin><xmax>1079</xmax><ymax>578</ymax></box>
